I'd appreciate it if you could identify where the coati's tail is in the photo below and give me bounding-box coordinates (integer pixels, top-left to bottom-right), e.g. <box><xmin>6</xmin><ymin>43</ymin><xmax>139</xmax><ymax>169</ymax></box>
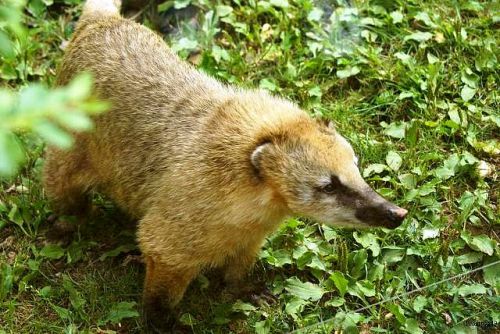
<box><xmin>82</xmin><ymin>0</ymin><xmax>121</xmax><ymax>17</ymax></box>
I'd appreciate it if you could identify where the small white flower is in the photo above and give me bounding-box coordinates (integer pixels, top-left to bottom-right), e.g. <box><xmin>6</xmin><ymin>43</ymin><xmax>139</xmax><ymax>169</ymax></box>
<box><xmin>422</xmin><ymin>228</ymin><xmax>440</xmax><ymax>240</ymax></box>
<box><xmin>476</xmin><ymin>160</ymin><xmax>492</xmax><ymax>178</ymax></box>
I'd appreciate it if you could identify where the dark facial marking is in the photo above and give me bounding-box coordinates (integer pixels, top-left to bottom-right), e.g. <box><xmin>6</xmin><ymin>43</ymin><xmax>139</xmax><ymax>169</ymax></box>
<box><xmin>320</xmin><ymin>175</ymin><xmax>342</xmax><ymax>194</ymax></box>
<box><xmin>315</xmin><ymin>173</ymin><xmax>407</xmax><ymax>229</ymax></box>
<box><xmin>319</xmin><ymin>175</ymin><xmax>360</xmax><ymax>201</ymax></box>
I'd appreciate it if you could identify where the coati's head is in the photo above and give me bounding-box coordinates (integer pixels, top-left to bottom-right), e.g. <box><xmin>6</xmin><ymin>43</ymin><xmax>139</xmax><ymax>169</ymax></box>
<box><xmin>251</xmin><ymin>119</ymin><xmax>407</xmax><ymax>229</ymax></box>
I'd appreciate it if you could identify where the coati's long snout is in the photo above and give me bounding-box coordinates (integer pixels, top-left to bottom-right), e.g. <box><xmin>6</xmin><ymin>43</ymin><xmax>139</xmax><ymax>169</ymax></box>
<box><xmin>354</xmin><ymin>185</ymin><xmax>408</xmax><ymax>229</ymax></box>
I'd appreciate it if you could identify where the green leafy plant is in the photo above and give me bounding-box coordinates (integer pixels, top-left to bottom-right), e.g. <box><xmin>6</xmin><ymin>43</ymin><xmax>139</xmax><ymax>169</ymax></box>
<box><xmin>0</xmin><ymin>0</ymin><xmax>107</xmax><ymax>177</ymax></box>
<box><xmin>0</xmin><ymin>0</ymin><xmax>498</xmax><ymax>333</ymax></box>
<box><xmin>0</xmin><ymin>74</ymin><xmax>108</xmax><ymax>176</ymax></box>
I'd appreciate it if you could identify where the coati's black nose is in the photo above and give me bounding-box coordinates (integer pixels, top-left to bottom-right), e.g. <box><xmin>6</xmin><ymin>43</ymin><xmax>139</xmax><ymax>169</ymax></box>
<box><xmin>388</xmin><ymin>207</ymin><xmax>408</xmax><ymax>223</ymax></box>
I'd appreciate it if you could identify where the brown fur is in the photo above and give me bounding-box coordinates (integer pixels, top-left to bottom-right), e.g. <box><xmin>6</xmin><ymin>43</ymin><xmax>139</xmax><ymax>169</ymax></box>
<box><xmin>44</xmin><ymin>0</ymin><xmax>406</xmax><ymax>327</ymax></box>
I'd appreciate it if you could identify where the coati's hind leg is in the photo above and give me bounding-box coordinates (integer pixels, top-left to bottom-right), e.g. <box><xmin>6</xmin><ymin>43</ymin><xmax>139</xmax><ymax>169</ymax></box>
<box><xmin>43</xmin><ymin>148</ymin><xmax>94</xmax><ymax>215</ymax></box>
<box><xmin>43</xmin><ymin>148</ymin><xmax>94</xmax><ymax>239</ymax></box>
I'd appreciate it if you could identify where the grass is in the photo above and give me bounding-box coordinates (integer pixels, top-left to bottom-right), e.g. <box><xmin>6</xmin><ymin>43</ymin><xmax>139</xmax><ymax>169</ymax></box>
<box><xmin>1</xmin><ymin>0</ymin><xmax>499</xmax><ymax>333</ymax></box>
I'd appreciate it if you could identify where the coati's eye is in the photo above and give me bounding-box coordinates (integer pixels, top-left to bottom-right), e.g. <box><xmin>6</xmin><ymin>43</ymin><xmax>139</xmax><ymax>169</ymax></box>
<box><xmin>321</xmin><ymin>175</ymin><xmax>342</xmax><ymax>194</ymax></box>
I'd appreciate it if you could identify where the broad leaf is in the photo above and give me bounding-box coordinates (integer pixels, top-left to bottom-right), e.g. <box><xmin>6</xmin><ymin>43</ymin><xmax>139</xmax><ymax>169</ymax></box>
<box><xmin>353</xmin><ymin>232</ymin><xmax>380</xmax><ymax>256</ymax></box>
<box><xmin>457</xmin><ymin>283</ymin><xmax>487</xmax><ymax>296</ymax></box>
<box><xmin>285</xmin><ymin>277</ymin><xmax>324</xmax><ymax>301</ymax></box>
<box><xmin>40</xmin><ymin>245</ymin><xmax>65</xmax><ymax>260</ymax></box>
<box><xmin>404</xmin><ymin>31</ymin><xmax>433</xmax><ymax>42</ymax></box>
<box><xmin>461</xmin><ymin>85</ymin><xmax>476</xmax><ymax>102</ymax></box>
<box><xmin>337</xmin><ymin>66</ymin><xmax>360</xmax><ymax>79</ymax></box>
<box><xmin>386</xmin><ymin>151</ymin><xmax>402</xmax><ymax>171</ymax></box>
<box><xmin>329</xmin><ymin>271</ymin><xmax>348</xmax><ymax>297</ymax></box>
<box><xmin>99</xmin><ymin>301</ymin><xmax>139</xmax><ymax>325</ymax></box>
<box><xmin>412</xmin><ymin>296</ymin><xmax>427</xmax><ymax>313</ymax></box>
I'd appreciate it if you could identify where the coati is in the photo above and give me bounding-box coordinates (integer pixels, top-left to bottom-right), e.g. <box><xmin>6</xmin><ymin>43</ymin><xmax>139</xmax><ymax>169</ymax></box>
<box><xmin>43</xmin><ymin>0</ymin><xmax>408</xmax><ymax>329</ymax></box>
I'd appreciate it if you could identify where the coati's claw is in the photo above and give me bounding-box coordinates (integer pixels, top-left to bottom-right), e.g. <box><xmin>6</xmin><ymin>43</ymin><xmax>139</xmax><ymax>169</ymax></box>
<box><xmin>249</xmin><ymin>287</ymin><xmax>277</xmax><ymax>306</ymax></box>
<box><xmin>224</xmin><ymin>278</ymin><xmax>275</xmax><ymax>306</ymax></box>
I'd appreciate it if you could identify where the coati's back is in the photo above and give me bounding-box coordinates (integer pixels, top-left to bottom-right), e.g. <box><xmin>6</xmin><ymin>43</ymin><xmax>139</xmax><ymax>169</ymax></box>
<box><xmin>53</xmin><ymin>9</ymin><xmax>245</xmax><ymax>215</ymax></box>
<box><xmin>48</xmin><ymin>0</ymin><xmax>408</xmax><ymax>231</ymax></box>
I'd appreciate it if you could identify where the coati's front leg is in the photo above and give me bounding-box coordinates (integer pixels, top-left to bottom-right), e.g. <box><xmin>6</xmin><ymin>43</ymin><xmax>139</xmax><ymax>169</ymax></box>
<box><xmin>224</xmin><ymin>249</ymin><xmax>258</xmax><ymax>284</ymax></box>
<box><xmin>139</xmin><ymin>211</ymin><xmax>201</xmax><ymax>331</ymax></box>
<box><xmin>223</xmin><ymin>242</ymin><xmax>267</xmax><ymax>299</ymax></box>
<box><xmin>142</xmin><ymin>255</ymin><xmax>199</xmax><ymax>331</ymax></box>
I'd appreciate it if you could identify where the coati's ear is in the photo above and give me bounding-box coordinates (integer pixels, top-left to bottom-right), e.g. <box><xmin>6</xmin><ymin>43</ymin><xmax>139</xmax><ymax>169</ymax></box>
<box><xmin>316</xmin><ymin>118</ymin><xmax>336</xmax><ymax>136</ymax></box>
<box><xmin>251</xmin><ymin>142</ymin><xmax>272</xmax><ymax>174</ymax></box>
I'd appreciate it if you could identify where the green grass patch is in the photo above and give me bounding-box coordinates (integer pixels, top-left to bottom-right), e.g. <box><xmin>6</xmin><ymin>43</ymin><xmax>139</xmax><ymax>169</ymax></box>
<box><xmin>1</xmin><ymin>0</ymin><xmax>498</xmax><ymax>333</ymax></box>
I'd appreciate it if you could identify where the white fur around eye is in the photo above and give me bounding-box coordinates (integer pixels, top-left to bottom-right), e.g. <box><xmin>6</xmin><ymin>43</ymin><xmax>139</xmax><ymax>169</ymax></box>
<box><xmin>354</xmin><ymin>156</ymin><xmax>359</xmax><ymax>166</ymax></box>
<box><xmin>318</xmin><ymin>176</ymin><xmax>332</xmax><ymax>187</ymax></box>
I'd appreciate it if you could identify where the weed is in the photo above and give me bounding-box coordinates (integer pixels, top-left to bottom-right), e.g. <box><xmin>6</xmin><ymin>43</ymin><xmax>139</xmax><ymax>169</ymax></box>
<box><xmin>1</xmin><ymin>0</ymin><xmax>498</xmax><ymax>333</ymax></box>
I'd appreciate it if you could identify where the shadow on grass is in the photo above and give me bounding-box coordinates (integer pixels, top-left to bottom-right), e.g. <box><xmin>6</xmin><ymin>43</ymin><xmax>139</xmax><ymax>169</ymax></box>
<box><xmin>7</xmin><ymin>201</ymin><xmax>267</xmax><ymax>333</ymax></box>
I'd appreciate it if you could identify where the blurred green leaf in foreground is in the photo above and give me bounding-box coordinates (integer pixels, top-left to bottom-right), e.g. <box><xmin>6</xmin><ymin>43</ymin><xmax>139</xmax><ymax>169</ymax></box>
<box><xmin>0</xmin><ymin>0</ymin><xmax>107</xmax><ymax>177</ymax></box>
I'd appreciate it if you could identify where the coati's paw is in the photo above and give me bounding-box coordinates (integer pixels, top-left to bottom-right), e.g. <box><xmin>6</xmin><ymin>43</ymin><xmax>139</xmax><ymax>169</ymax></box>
<box><xmin>143</xmin><ymin>307</ymin><xmax>175</xmax><ymax>333</ymax></box>
<box><xmin>45</xmin><ymin>216</ymin><xmax>78</xmax><ymax>245</ymax></box>
<box><xmin>249</xmin><ymin>286</ymin><xmax>277</xmax><ymax>306</ymax></box>
<box><xmin>225</xmin><ymin>280</ymin><xmax>276</xmax><ymax>305</ymax></box>
<box><xmin>143</xmin><ymin>297</ymin><xmax>189</xmax><ymax>334</ymax></box>
<box><xmin>144</xmin><ymin>316</ymin><xmax>175</xmax><ymax>334</ymax></box>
